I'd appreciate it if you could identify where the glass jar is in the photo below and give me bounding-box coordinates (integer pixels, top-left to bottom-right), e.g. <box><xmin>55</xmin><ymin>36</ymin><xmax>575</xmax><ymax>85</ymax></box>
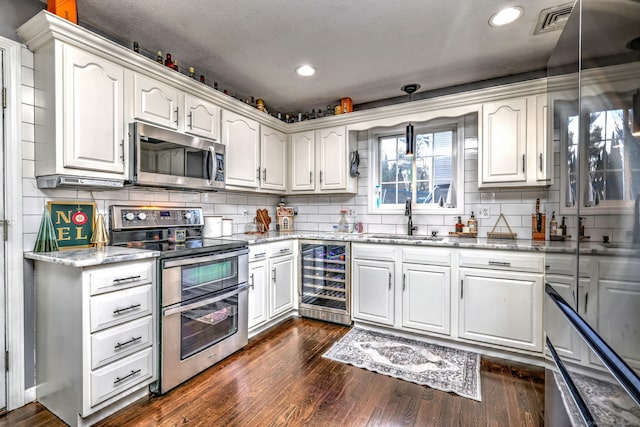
<box><xmin>338</xmin><ymin>210</ymin><xmax>349</xmax><ymax>233</ymax></box>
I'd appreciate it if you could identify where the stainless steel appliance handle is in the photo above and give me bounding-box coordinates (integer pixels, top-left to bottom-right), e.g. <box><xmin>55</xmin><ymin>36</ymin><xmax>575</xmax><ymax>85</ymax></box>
<box><xmin>163</xmin><ymin>248</ymin><xmax>249</xmax><ymax>268</ymax></box>
<box><xmin>207</xmin><ymin>146</ymin><xmax>215</xmax><ymax>181</ymax></box>
<box><xmin>163</xmin><ymin>284</ymin><xmax>249</xmax><ymax>317</ymax></box>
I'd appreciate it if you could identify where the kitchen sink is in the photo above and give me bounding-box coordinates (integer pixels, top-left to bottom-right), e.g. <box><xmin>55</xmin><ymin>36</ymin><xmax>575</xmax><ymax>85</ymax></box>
<box><xmin>365</xmin><ymin>233</ymin><xmax>444</xmax><ymax>241</ymax></box>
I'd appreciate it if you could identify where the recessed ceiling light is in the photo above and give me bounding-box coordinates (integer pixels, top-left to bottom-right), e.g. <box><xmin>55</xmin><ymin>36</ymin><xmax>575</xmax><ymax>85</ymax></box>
<box><xmin>296</xmin><ymin>65</ymin><xmax>316</xmax><ymax>77</ymax></box>
<box><xmin>489</xmin><ymin>6</ymin><xmax>523</xmax><ymax>27</ymax></box>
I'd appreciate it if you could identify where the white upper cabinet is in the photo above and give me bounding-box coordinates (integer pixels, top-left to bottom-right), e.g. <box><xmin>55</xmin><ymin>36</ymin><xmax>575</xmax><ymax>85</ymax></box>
<box><xmin>288</xmin><ymin>126</ymin><xmax>356</xmax><ymax>194</ymax></box>
<box><xmin>318</xmin><ymin>126</ymin><xmax>348</xmax><ymax>191</ymax></box>
<box><xmin>183</xmin><ymin>94</ymin><xmax>221</xmax><ymax>141</ymax></box>
<box><xmin>290</xmin><ymin>131</ymin><xmax>315</xmax><ymax>192</ymax></box>
<box><xmin>260</xmin><ymin>126</ymin><xmax>287</xmax><ymax>191</ymax></box>
<box><xmin>62</xmin><ymin>45</ymin><xmax>126</xmax><ymax>175</ymax></box>
<box><xmin>222</xmin><ymin>109</ymin><xmax>261</xmax><ymax>188</ymax></box>
<box><xmin>479</xmin><ymin>94</ymin><xmax>551</xmax><ymax>187</ymax></box>
<box><xmin>133</xmin><ymin>73</ymin><xmax>180</xmax><ymax>130</ymax></box>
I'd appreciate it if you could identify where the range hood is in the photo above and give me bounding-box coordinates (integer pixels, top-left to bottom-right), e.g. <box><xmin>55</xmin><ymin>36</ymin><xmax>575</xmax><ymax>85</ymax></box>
<box><xmin>36</xmin><ymin>175</ymin><xmax>124</xmax><ymax>190</ymax></box>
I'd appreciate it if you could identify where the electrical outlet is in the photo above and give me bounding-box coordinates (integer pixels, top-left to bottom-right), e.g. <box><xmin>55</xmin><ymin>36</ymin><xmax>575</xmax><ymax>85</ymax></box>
<box><xmin>242</xmin><ymin>209</ymin><xmax>249</xmax><ymax>217</ymax></box>
<box><xmin>477</xmin><ymin>205</ymin><xmax>490</xmax><ymax>218</ymax></box>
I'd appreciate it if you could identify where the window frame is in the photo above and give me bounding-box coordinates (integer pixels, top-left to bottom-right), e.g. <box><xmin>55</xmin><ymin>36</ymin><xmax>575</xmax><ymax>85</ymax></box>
<box><xmin>368</xmin><ymin>116</ymin><xmax>465</xmax><ymax>214</ymax></box>
<box><xmin>559</xmin><ymin>92</ymin><xmax>638</xmax><ymax>215</ymax></box>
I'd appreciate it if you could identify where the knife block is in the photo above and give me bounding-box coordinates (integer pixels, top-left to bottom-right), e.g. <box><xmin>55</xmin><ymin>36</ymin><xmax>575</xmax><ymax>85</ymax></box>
<box><xmin>532</xmin><ymin>213</ymin><xmax>546</xmax><ymax>241</ymax></box>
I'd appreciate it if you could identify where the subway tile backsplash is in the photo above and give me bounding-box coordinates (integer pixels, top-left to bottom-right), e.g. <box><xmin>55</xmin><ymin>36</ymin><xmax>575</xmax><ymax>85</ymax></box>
<box><xmin>19</xmin><ymin>47</ymin><xmax>633</xmax><ymax>247</ymax></box>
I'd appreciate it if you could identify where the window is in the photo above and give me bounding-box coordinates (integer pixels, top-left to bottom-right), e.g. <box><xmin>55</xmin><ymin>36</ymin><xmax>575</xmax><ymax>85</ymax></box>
<box><xmin>370</xmin><ymin>117</ymin><xmax>464</xmax><ymax>213</ymax></box>
<box><xmin>561</xmin><ymin>95</ymin><xmax>640</xmax><ymax>212</ymax></box>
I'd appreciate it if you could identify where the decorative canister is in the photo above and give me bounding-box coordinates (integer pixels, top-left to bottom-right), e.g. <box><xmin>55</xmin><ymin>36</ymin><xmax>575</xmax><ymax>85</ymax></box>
<box><xmin>222</xmin><ymin>218</ymin><xmax>233</xmax><ymax>236</ymax></box>
<box><xmin>256</xmin><ymin>99</ymin><xmax>265</xmax><ymax>112</ymax></box>
<box><xmin>341</xmin><ymin>97</ymin><xmax>353</xmax><ymax>113</ymax></box>
<box><xmin>334</xmin><ymin>105</ymin><xmax>343</xmax><ymax>115</ymax></box>
<box><xmin>203</xmin><ymin>215</ymin><xmax>223</xmax><ymax>238</ymax></box>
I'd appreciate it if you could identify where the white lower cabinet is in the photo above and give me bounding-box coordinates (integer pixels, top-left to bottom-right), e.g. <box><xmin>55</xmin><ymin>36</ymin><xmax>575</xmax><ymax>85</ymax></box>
<box><xmin>248</xmin><ymin>241</ymin><xmax>296</xmax><ymax>332</ymax></box>
<box><xmin>32</xmin><ymin>258</ymin><xmax>157</xmax><ymax>427</ymax></box>
<box><xmin>402</xmin><ymin>264</ymin><xmax>450</xmax><ymax>335</ymax></box>
<box><xmin>352</xmin><ymin>258</ymin><xmax>395</xmax><ymax>326</ymax></box>
<box><xmin>459</xmin><ymin>267</ymin><xmax>543</xmax><ymax>352</ymax></box>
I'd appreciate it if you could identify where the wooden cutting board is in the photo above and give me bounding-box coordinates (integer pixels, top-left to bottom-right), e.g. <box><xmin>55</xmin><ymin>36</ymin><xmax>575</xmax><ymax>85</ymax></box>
<box><xmin>256</xmin><ymin>209</ymin><xmax>271</xmax><ymax>231</ymax></box>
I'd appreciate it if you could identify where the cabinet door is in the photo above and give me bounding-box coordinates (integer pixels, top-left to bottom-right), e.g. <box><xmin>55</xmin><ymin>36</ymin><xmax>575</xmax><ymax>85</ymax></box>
<box><xmin>535</xmin><ymin>94</ymin><xmax>550</xmax><ymax>182</ymax></box>
<box><xmin>402</xmin><ymin>264</ymin><xmax>450</xmax><ymax>335</ymax></box>
<box><xmin>545</xmin><ymin>275</ymin><xmax>582</xmax><ymax>361</ymax></box>
<box><xmin>260</xmin><ymin>126</ymin><xmax>287</xmax><ymax>191</ymax></box>
<box><xmin>248</xmin><ymin>261</ymin><xmax>268</xmax><ymax>329</ymax></box>
<box><xmin>290</xmin><ymin>131</ymin><xmax>315</xmax><ymax>191</ymax></box>
<box><xmin>317</xmin><ymin>126</ymin><xmax>347</xmax><ymax>191</ymax></box>
<box><xmin>459</xmin><ymin>268</ymin><xmax>543</xmax><ymax>352</ymax></box>
<box><xmin>62</xmin><ymin>45</ymin><xmax>125</xmax><ymax>174</ymax></box>
<box><xmin>269</xmin><ymin>255</ymin><xmax>294</xmax><ymax>318</ymax></box>
<box><xmin>184</xmin><ymin>94</ymin><xmax>220</xmax><ymax>141</ymax></box>
<box><xmin>481</xmin><ymin>98</ymin><xmax>527</xmax><ymax>184</ymax></box>
<box><xmin>352</xmin><ymin>259</ymin><xmax>394</xmax><ymax>326</ymax></box>
<box><xmin>221</xmin><ymin>110</ymin><xmax>260</xmax><ymax>188</ymax></box>
<box><xmin>133</xmin><ymin>73</ymin><xmax>180</xmax><ymax>130</ymax></box>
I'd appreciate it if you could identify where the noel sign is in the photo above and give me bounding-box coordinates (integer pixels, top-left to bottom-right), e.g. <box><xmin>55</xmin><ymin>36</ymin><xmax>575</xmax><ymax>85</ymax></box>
<box><xmin>47</xmin><ymin>201</ymin><xmax>96</xmax><ymax>249</ymax></box>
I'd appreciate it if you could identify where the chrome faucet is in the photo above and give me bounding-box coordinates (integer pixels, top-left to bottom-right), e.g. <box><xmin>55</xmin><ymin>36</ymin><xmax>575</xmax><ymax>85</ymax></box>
<box><xmin>405</xmin><ymin>197</ymin><xmax>418</xmax><ymax>236</ymax></box>
<box><xmin>633</xmin><ymin>193</ymin><xmax>640</xmax><ymax>244</ymax></box>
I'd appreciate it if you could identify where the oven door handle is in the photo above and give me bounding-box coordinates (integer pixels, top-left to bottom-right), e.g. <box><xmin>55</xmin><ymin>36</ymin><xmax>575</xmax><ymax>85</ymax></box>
<box><xmin>163</xmin><ymin>248</ymin><xmax>249</xmax><ymax>268</ymax></box>
<box><xmin>163</xmin><ymin>283</ymin><xmax>249</xmax><ymax>317</ymax></box>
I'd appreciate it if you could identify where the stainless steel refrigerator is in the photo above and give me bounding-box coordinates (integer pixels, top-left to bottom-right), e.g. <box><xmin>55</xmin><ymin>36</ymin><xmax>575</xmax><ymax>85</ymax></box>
<box><xmin>545</xmin><ymin>0</ymin><xmax>640</xmax><ymax>425</ymax></box>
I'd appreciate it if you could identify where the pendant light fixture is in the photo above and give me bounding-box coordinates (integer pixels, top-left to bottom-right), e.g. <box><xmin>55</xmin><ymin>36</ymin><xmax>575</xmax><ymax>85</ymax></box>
<box><xmin>401</xmin><ymin>83</ymin><xmax>420</xmax><ymax>156</ymax></box>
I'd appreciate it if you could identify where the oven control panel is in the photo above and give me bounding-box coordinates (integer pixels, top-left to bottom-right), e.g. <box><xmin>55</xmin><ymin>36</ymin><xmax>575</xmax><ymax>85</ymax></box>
<box><xmin>110</xmin><ymin>206</ymin><xmax>204</xmax><ymax>230</ymax></box>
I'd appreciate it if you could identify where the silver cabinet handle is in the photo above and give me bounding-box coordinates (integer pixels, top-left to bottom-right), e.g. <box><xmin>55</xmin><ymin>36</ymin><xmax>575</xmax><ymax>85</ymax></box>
<box><xmin>188</xmin><ymin>111</ymin><xmax>193</xmax><ymax>128</ymax></box>
<box><xmin>113</xmin><ymin>304</ymin><xmax>141</xmax><ymax>316</ymax></box>
<box><xmin>272</xmin><ymin>268</ymin><xmax>276</xmax><ymax>282</ymax></box>
<box><xmin>256</xmin><ymin>167</ymin><xmax>261</xmax><ymax>181</ymax></box>
<box><xmin>279</xmin><ymin>248</ymin><xmax>290</xmax><ymax>253</ymax></box>
<box><xmin>388</xmin><ymin>272</ymin><xmax>392</xmax><ymax>289</ymax></box>
<box><xmin>263</xmin><ymin>168</ymin><xmax>267</xmax><ymax>181</ymax></box>
<box><xmin>403</xmin><ymin>273</ymin><xmax>406</xmax><ymax>291</ymax></box>
<box><xmin>460</xmin><ymin>280</ymin><xmax>464</xmax><ymax>299</ymax></box>
<box><xmin>539</xmin><ymin>153</ymin><xmax>543</xmax><ymax>172</ymax></box>
<box><xmin>252</xmin><ymin>253</ymin><xmax>266</xmax><ymax>259</ymax></box>
<box><xmin>584</xmin><ymin>292</ymin><xmax>589</xmax><ymax>313</ymax></box>
<box><xmin>112</xmin><ymin>275</ymin><xmax>141</xmax><ymax>284</ymax></box>
<box><xmin>320</xmin><ymin>171</ymin><xmax>323</xmax><ymax>183</ymax></box>
<box><xmin>120</xmin><ymin>139</ymin><xmax>125</xmax><ymax>160</ymax></box>
<box><xmin>174</xmin><ymin>107</ymin><xmax>179</xmax><ymax>125</ymax></box>
<box><xmin>522</xmin><ymin>155</ymin><xmax>525</xmax><ymax>173</ymax></box>
<box><xmin>114</xmin><ymin>336</ymin><xmax>142</xmax><ymax>350</ymax></box>
<box><xmin>488</xmin><ymin>261</ymin><xmax>511</xmax><ymax>267</ymax></box>
<box><xmin>114</xmin><ymin>369</ymin><xmax>141</xmax><ymax>385</ymax></box>
<box><xmin>250</xmin><ymin>273</ymin><xmax>255</xmax><ymax>289</ymax></box>
<box><xmin>309</xmin><ymin>171</ymin><xmax>313</xmax><ymax>184</ymax></box>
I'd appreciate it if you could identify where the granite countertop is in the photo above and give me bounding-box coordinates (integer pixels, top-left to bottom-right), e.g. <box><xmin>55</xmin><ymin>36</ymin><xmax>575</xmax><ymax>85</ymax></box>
<box><xmin>24</xmin><ymin>246</ymin><xmax>161</xmax><ymax>267</ymax></box>
<box><xmin>230</xmin><ymin>231</ymin><xmax>638</xmax><ymax>256</ymax></box>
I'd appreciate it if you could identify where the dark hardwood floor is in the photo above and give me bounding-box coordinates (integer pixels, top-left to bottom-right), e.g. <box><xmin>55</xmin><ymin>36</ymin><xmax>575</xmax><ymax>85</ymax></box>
<box><xmin>0</xmin><ymin>318</ymin><xmax>544</xmax><ymax>426</ymax></box>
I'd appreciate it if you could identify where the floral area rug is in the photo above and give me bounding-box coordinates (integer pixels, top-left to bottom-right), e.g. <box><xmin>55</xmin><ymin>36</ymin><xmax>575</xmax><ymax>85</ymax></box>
<box><xmin>323</xmin><ymin>328</ymin><xmax>481</xmax><ymax>401</ymax></box>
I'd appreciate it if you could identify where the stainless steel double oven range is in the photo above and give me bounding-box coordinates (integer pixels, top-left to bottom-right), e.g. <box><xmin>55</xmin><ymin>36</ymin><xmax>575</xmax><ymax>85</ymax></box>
<box><xmin>110</xmin><ymin>206</ymin><xmax>249</xmax><ymax>394</ymax></box>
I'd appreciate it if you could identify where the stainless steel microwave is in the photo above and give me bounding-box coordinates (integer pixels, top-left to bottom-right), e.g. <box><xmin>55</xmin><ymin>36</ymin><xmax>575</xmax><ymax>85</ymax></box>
<box><xmin>129</xmin><ymin>122</ymin><xmax>225</xmax><ymax>190</ymax></box>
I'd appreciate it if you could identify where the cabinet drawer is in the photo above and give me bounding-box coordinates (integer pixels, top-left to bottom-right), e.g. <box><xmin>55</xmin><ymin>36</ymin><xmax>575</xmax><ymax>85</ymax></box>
<box><xmin>352</xmin><ymin>244</ymin><xmax>396</xmax><ymax>261</ymax></box>
<box><xmin>90</xmin><ymin>316</ymin><xmax>153</xmax><ymax>370</ymax></box>
<box><xmin>90</xmin><ymin>347</ymin><xmax>153</xmax><ymax>407</ymax></box>
<box><xmin>544</xmin><ymin>254</ymin><xmax>575</xmax><ymax>276</ymax></box>
<box><xmin>249</xmin><ymin>244</ymin><xmax>268</xmax><ymax>262</ymax></box>
<box><xmin>88</xmin><ymin>260</ymin><xmax>154</xmax><ymax>295</ymax></box>
<box><xmin>402</xmin><ymin>247</ymin><xmax>450</xmax><ymax>266</ymax></box>
<box><xmin>90</xmin><ymin>285</ymin><xmax>153</xmax><ymax>332</ymax></box>
<box><xmin>267</xmin><ymin>241</ymin><xmax>294</xmax><ymax>257</ymax></box>
<box><xmin>459</xmin><ymin>251</ymin><xmax>544</xmax><ymax>273</ymax></box>
<box><xmin>598</xmin><ymin>258</ymin><xmax>640</xmax><ymax>282</ymax></box>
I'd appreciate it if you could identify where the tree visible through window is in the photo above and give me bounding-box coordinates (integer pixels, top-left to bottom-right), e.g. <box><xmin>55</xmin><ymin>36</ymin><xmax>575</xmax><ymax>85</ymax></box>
<box><xmin>379</xmin><ymin>128</ymin><xmax>454</xmax><ymax>207</ymax></box>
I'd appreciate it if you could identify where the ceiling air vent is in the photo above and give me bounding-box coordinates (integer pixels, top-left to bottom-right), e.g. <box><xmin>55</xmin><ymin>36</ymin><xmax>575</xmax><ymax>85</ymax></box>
<box><xmin>534</xmin><ymin>3</ymin><xmax>573</xmax><ymax>35</ymax></box>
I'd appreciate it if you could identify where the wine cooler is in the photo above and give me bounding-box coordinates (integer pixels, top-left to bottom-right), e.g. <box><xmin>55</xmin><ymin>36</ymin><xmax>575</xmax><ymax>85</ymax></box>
<box><xmin>299</xmin><ymin>240</ymin><xmax>351</xmax><ymax>325</ymax></box>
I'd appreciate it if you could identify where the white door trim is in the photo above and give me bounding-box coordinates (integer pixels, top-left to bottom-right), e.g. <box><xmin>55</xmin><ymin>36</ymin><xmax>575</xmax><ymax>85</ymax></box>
<box><xmin>0</xmin><ymin>36</ymin><xmax>26</xmax><ymax>411</ymax></box>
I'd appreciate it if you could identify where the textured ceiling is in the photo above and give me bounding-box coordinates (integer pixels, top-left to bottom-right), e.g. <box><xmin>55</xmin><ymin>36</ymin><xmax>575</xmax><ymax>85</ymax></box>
<box><xmin>74</xmin><ymin>0</ymin><xmax>572</xmax><ymax>114</ymax></box>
